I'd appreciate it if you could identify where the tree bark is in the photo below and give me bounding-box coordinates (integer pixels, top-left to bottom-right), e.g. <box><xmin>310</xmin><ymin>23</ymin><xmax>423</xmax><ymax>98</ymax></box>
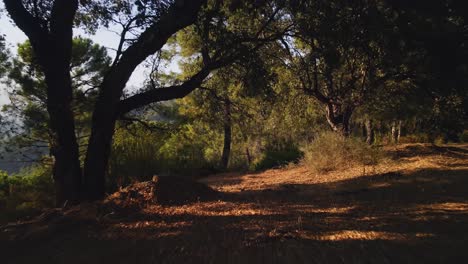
<box><xmin>45</xmin><ymin>68</ymin><xmax>82</xmax><ymax>206</ymax></box>
<box><xmin>325</xmin><ymin>103</ymin><xmax>353</xmax><ymax>136</ymax></box>
<box><xmin>245</xmin><ymin>147</ymin><xmax>252</xmax><ymax>167</ymax></box>
<box><xmin>397</xmin><ymin>120</ymin><xmax>402</xmax><ymax>143</ymax></box>
<box><xmin>365</xmin><ymin>119</ymin><xmax>374</xmax><ymax>145</ymax></box>
<box><xmin>82</xmin><ymin>0</ymin><xmax>208</xmax><ymax>201</ymax></box>
<box><xmin>82</xmin><ymin>100</ymin><xmax>117</xmax><ymax>200</ymax></box>
<box><xmin>4</xmin><ymin>0</ymin><xmax>82</xmax><ymax>206</ymax></box>
<box><xmin>220</xmin><ymin>99</ymin><xmax>232</xmax><ymax>170</ymax></box>
<box><xmin>41</xmin><ymin>1</ymin><xmax>82</xmax><ymax>206</ymax></box>
<box><xmin>391</xmin><ymin>120</ymin><xmax>401</xmax><ymax>144</ymax></box>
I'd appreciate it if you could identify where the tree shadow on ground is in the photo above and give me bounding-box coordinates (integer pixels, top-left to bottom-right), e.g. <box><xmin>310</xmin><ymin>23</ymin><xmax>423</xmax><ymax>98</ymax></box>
<box><xmin>388</xmin><ymin>144</ymin><xmax>468</xmax><ymax>160</ymax></box>
<box><xmin>3</xmin><ymin>164</ymin><xmax>468</xmax><ymax>264</ymax></box>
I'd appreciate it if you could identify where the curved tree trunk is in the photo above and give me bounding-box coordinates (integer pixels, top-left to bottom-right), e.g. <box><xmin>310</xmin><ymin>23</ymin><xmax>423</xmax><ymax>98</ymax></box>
<box><xmin>82</xmin><ymin>95</ymin><xmax>117</xmax><ymax>201</ymax></box>
<box><xmin>81</xmin><ymin>0</ymin><xmax>208</xmax><ymax>201</ymax></box>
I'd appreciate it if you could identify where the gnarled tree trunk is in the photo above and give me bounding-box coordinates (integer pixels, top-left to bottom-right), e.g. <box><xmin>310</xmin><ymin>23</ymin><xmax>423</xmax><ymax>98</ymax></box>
<box><xmin>325</xmin><ymin>103</ymin><xmax>353</xmax><ymax>136</ymax></box>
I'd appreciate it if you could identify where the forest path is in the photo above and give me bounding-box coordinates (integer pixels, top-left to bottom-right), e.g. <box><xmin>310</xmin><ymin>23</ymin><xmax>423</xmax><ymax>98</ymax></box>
<box><xmin>3</xmin><ymin>144</ymin><xmax>468</xmax><ymax>264</ymax></box>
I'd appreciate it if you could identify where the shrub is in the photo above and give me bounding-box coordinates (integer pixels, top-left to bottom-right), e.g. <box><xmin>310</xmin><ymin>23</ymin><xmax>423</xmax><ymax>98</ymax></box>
<box><xmin>109</xmin><ymin>123</ymin><xmax>218</xmax><ymax>190</ymax></box>
<box><xmin>459</xmin><ymin>130</ymin><xmax>468</xmax><ymax>143</ymax></box>
<box><xmin>301</xmin><ymin>131</ymin><xmax>384</xmax><ymax>173</ymax></box>
<box><xmin>434</xmin><ymin>135</ymin><xmax>447</xmax><ymax>145</ymax></box>
<box><xmin>252</xmin><ymin>142</ymin><xmax>303</xmax><ymax>171</ymax></box>
<box><xmin>0</xmin><ymin>165</ymin><xmax>54</xmax><ymax>224</ymax></box>
<box><xmin>109</xmin><ymin>125</ymin><xmax>167</xmax><ymax>189</ymax></box>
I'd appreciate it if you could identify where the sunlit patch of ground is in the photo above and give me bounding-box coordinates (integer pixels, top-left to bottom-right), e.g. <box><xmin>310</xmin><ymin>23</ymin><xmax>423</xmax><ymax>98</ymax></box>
<box><xmin>312</xmin><ymin>230</ymin><xmax>434</xmax><ymax>241</ymax></box>
<box><xmin>2</xmin><ymin>144</ymin><xmax>468</xmax><ymax>263</ymax></box>
<box><xmin>201</xmin><ymin>144</ymin><xmax>468</xmax><ymax>194</ymax></box>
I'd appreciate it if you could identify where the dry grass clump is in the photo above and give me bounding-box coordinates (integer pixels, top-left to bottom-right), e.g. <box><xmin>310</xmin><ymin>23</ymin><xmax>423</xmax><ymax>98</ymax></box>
<box><xmin>301</xmin><ymin>131</ymin><xmax>385</xmax><ymax>173</ymax></box>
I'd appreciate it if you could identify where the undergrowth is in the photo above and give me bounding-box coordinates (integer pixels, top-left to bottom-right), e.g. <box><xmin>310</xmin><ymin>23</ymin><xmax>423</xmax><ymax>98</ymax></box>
<box><xmin>301</xmin><ymin>131</ymin><xmax>385</xmax><ymax>173</ymax></box>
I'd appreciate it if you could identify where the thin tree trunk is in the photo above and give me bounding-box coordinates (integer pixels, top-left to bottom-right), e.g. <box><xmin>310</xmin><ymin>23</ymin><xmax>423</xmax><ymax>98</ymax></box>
<box><xmin>362</xmin><ymin>122</ymin><xmax>367</xmax><ymax>139</ymax></box>
<box><xmin>245</xmin><ymin>147</ymin><xmax>252</xmax><ymax>167</ymax></box>
<box><xmin>365</xmin><ymin>119</ymin><xmax>374</xmax><ymax>145</ymax></box>
<box><xmin>220</xmin><ymin>99</ymin><xmax>232</xmax><ymax>170</ymax></box>
<box><xmin>396</xmin><ymin>120</ymin><xmax>402</xmax><ymax>144</ymax></box>
<box><xmin>391</xmin><ymin>120</ymin><xmax>398</xmax><ymax>144</ymax></box>
<box><xmin>342</xmin><ymin>108</ymin><xmax>352</xmax><ymax>136</ymax></box>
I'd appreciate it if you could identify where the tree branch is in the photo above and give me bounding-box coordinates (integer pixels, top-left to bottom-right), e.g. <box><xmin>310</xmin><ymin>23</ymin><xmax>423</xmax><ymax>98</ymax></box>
<box><xmin>100</xmin><ymin>0</ymin><xmax>207</xmax><ymax>103</ymax></box>
<box><xmin>116</xmin><ymin>65</ymin><xmax>212</xmax><ymax>115</ymax></box>
<box><xmin>3</xmin><ymin>0</ymin><xmax>47</xmax><ymax>42</ymax></box>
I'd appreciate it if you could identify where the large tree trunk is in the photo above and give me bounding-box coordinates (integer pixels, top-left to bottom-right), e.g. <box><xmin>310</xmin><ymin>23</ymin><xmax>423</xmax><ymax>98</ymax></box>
<box><xmin>81</xmin><ymin>1</ymin><xmax>208</xmax><ymax>201</ymax></box>
<box><xmin>40</xmin><ymin>53</ymin><xmax>82</xmax><ymax>206</ymax></box>
<box><xmin>325</xmin><ymin>103</ymin><xmax>353</xmax><ymax>136</ymax></box>
<box><xmin>45</xmin><ymin>73</ymin><xmax>82</xmax><ymax>206</ymax></box>
<box><xmin>42</xmin><ymin>0</ymin><xmax>81</xmax><ymax>206</ymax></box>
<box><xmin>82</xmin><ymin>101</ymin><xmax>117</xmax><ymax>201</ymax></box>
<box><xmin>220</xmin><ymin>99</ymin><xmax>232</xmax><ymax>170</ymax></box>
<box><xmin>5</xmin><ymin>0</ymin><xmax>210</xmax><ymax>204</ymax></box>
<box><xmin>4</xmin><ymin>0</ymin><xmax>82</xmax><ymax>206</ymax></box>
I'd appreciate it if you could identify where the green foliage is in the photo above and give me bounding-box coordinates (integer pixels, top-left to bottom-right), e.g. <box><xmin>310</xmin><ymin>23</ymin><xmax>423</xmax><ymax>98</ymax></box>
<box><xmin>1</xmin><ymin>37</ymin><xmax>111</xmax><ymax>156</ymax></box>
<box><xmin>302</xmin><ymin>131</ymin><xmax>384</xmax><ymax>173</ymax></box>
<box><xmin>286</xmin><ymin>0</ymin><xmax>406</xmax><ymax>133</ymax></box>
<box><xmin>108</xmin><ymin>122</ymin><xmax>218</xmax><ymax>190</ymax></box>
<box><xmin>253</xmin><ymin>142</ymin><xmax>303</xmax><ymax>171</ymax></box>
<box><xmin>157</xmin><ymin>123</ymin><xmax>217</xmax><ymax>175</ymax></box>
<box><xmin>108</xmin><ymin>124</ymin><xmax>167</xmax><ymax>189</ymax></box>
<box><xmin>0</xmin><ymin>165</ymin><xmax>54</xmax><ymax>224</ymax></box>
<box><xmin>459</xmin><ymin>130</ymin><xmax>468</xmax><ymax>143</ymax></box>
<box><xmin>0</xmin><ymin>0</ymin><xmax>466</xmax><ymax>213</ymax></box>
<box><xmin>0</xmin><ymin>34</ymin><xmax>10</xmax><ymax>78</ymax></box>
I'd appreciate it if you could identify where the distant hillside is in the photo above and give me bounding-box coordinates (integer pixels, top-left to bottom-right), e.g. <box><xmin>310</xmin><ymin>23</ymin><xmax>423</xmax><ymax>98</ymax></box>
<box><xmin>0</xmin><ymin>147</ymin><xmax>45</xmax><ymax>174</ymax></box>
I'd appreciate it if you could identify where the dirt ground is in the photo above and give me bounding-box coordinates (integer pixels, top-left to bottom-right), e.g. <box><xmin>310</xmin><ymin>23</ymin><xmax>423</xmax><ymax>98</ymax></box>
<box><xmin>1</xmin><ymin>144</ymin><xmax>468</xmax><ymax>264</ymax></box>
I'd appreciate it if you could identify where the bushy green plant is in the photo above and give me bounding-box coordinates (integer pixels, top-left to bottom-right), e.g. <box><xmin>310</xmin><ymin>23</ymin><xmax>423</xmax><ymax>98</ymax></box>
<box><xmin>0</xmin><ymin>165</ymin><xmax>54</xmax><ymax>224</ymax></box>
<box><xmin>459</xmin><ymin>130</ymin><xmax>468</xmax><ymax>143</ymax></box>
<box><xmin>301</xmin><ymin>131</ymin><xmax>384</xmax><ymax>173</ymax></box>
<box><xmin>157</xmin><ymin>124</ymin><xmax>217</xmax><ymax>176</ymax></box>
<box><xmin>109</xmin><ymin>125</ymin><xmax>168</xmax><ymax>189</ymax></box>
<box><xmin>252</xmin><ymin>142</ymin><xmax>303</xmax><ymax>171</ymax></box>
<box><xmin>108</xmin><ymin>123</ymin><xmax>218</xmax><ymax>190</ymax></box>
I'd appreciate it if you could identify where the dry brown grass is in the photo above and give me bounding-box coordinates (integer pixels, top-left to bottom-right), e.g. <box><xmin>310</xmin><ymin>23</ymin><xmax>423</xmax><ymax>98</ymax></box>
<box><xmin>2</xmin><ymin>143</ymin><xmax>468</xmax><ymax>264</ymax></box>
